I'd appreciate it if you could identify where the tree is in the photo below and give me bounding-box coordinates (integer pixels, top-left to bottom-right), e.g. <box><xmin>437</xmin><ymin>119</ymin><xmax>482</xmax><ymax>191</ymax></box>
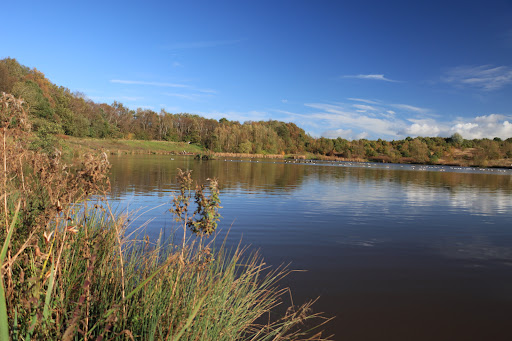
<box><xmin>12</xmin><ymin>80</ymin><xmax>55</xmax><ymax>120</ymax></box>
<box><xmin>449</xmin><ymin>132</ymin><xmax>464</xmax><ymax>145</ymax></box>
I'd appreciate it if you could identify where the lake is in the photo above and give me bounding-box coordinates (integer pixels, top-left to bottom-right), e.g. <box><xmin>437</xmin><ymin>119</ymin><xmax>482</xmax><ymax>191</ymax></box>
<box><xmin>108</xmin><ymin>155</ymin><xmax>512</xmax><ymax>340</ymax></box>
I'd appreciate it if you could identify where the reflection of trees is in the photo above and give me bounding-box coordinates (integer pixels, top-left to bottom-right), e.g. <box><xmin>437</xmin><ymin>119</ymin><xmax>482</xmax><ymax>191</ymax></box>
<box><xmin>108</xmin><ymin>155</ymin><xmax>512</xmax><ymax>199</ymax></box>
<box><xmin>108</xmin><ymin>156</ymin><xmax>313</xmax><ymax>198</ymax></box>
<box><xmin>334</xmin><ymin>167</ymin><xmax>511</xmax><ymax>192</ymax></box>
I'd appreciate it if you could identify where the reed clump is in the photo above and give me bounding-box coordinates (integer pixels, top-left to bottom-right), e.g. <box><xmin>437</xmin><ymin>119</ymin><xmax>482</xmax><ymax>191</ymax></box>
<box><xmin>0</xmin><ymin>93</ymin><xmax>332</xmax><ymax>340</ymax></box>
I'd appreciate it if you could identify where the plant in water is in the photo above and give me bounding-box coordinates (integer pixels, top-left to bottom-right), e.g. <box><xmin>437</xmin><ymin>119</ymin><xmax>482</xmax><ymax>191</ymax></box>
<box><xmin>188</xmin><ymin>177</ymin><xmax>222</xmax><ymax>236</ymax></box>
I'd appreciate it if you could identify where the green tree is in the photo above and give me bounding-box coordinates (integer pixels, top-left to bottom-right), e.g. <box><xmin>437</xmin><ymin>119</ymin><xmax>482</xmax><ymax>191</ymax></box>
<box><xmin>12</xmin><ymin>80</ymin><xmax>55</xmax><ymax>120</ymax></box>
<box><xmin>449</xmin><ymin>132</ymin><xmax>464</xmax><ymax>145</ymax></box>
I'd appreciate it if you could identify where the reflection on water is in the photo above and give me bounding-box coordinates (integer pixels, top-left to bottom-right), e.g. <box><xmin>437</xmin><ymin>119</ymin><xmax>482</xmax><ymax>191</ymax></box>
<box><xmin>110</xmin><ymin>156</ymin><xmax>512</xmax><ymax>197</ymax></box>
<box><xmin>108</xmin><ymin>155</ymin><xmax>512</xmax><ymax>340</ymax></box>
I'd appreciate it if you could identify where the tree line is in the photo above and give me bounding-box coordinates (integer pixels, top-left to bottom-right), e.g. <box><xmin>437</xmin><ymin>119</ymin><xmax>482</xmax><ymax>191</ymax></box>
<box><xmin>1</xmin><ymin>57</ymin><xmax>511</xmax><ymax>165</ymax></box>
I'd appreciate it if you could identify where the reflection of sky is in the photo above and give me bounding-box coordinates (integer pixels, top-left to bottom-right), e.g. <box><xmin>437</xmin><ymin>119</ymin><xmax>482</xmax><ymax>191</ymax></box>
<box><xmin>289</xmin><ymin>160</ymin><xmax>512</xmax><ymax>176</ymax></box>
<box><xmin>405</xmin><ymin>185</ymin><xmax>512</xmax><ymax>215</ymax></box>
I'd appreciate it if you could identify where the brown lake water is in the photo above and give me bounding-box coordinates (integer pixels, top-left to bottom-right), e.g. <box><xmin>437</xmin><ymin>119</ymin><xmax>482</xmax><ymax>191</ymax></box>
<box><xmin>108</xmin><ymin>155</ymin><xmax>512</xmax><ymax>340</ymax></box>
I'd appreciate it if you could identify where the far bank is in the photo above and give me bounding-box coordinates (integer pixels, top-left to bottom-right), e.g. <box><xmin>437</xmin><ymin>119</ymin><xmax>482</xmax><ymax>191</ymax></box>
<box><xmin>62</xmin><ymin>136</ymin><xmax>512</xmax><ymax>169</ymax></box>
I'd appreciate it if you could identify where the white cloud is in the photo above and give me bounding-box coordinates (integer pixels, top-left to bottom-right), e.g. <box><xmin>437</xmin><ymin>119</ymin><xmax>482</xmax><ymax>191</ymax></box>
<box><xmin>321</xmin><ymin>128</ymin><xmax>369</xmax><ymax>140</ymax></box>
<box><xmin>172</xmin><ymin>61</ymin><xmax>183</xmax><ymax>68</ymax></box>
<box><xmin>474</xmin><ymin>113</ymin><xmax>506</xmax><ymax>124</ymax></box>
<box><xmin>442</xmin><ymin>65</ymin><xmax>512</xmax><ymax>91</ymax></box>
<box><xmin>343</xmin><ymin>74</ymin><xmax>399</xmax><ymax>82</ymax></box>
<box><xmin>281</xmin><ymin>99</ymin><xmax>288</xmax><ymax>103</ymax></box>
<box><xmin>401</xmin><ymin>118</ymin><xmax>447</xmax><ymax>137</ymax></box>
<box><xmin>355</xmin><ymin>132</ymin><xmax>369</xmax><ymax>140</ymax></box>
<box><xmin>353</xmin><ymin>104</ymin><xmax>377</xmax><ymax>112</ymax></box>
<box><xmin>322</xmin><ymin>128</ymin><xmax>353</xmax><ymax>139</ymax></box>
<box><xmin>400</xmin><ymin>115</ymin><xmax>512</xmax><ymax>139</ymax></box>
<box><xmin>198</xmin><ymin>110</ymin><xmax>270</xmax><ymax>123</ymax></box>
<box><xmin>404</xmin><ymin>123</ymin><xmax>441</xmax><ymax>137</ymax></box>
<box><xmin>452</xmin><ymin>122</ymin><xmax>478</xmax><ymax>134</ymax></box>
<box><xmin>450</xmin><ymin>115</ymin><xmax>512</xmax><ymax>139</ymax></box>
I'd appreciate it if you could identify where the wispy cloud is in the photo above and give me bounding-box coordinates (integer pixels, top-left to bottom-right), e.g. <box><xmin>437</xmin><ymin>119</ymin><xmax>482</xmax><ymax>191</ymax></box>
<box><xmin>165</xmin><ymin>93</ymin><xmax>200</xmax><ymax>101</ymax></box>
<box><xmin>88</xmin><ymin>95</ymin><xmax>143</xmax><ymax>102</ymax></box>
<box><xmin>194</xmin><ymin>87</ymin><xmax>217</xmax><ymax>94</ymax></box>
<box><xmin>352</xmin><ymin>104</ymin><xmax>378</xmax><ymax>112</ymax></box>
<box><xmin>305</xmin><ymin>102</ymin><xmax>400</xmax><ymax>138</ymax></box>
<box><xmin>164</xmin><ymin>92</ymin><xmax>214</xmax><ymax>101</ymax></box>
<box><xmin>111</xmin><ymin>79</ymin><xmax>217</xmax><ymax>95</ymax></box>
<box><xmin>442</xmin><ymin>65</ymin><xmax>512</xmax><ymax>91</ymax></box>
<box><xmin>111</xmin><ymin>79</ymin><xmax>189</xmax><ymax>88</ymax></box>
<box><xmin>198</xmin><ymin>110</ymin><xmax>270</xmax><ymax>123</ymax></box>
<box><xmin>342</xmin><ymin>74</ymin><xmax>400</xmax><ymax>82</ymax></box>
<box><xmin>347</xmin><ymin>98</ymin><xmax>380</xmax><ymax>104</ymax></box>
<box><xmin>391</xmin><ymin>103</ymin><xmax>429</xmax><ymax>114</ymax></box>
<box><xmin>163</xmin><ymin>39</ymin><xmax>244</xmax><ymax>50</ymax></box>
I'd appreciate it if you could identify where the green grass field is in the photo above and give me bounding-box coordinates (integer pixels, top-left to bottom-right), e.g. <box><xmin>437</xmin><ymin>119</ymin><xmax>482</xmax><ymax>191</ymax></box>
<box><xmin>62</xmin><ymin>136</ymin><xmax>204</xmax><ymax>155</ymax></box>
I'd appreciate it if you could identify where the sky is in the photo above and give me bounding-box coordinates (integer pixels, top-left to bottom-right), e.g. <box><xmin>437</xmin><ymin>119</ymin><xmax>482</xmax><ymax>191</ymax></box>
<box><xmin>2</xmin><ymin>0</ymin><xmax>512</xmax><ymax>140</ymax></box>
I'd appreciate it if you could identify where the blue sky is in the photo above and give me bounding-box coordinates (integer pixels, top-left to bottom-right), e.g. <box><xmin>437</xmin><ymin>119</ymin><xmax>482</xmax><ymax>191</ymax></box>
<box><xmin>2</xmin><ymin>0</ymin><xmax>512</xmax><ymax>140</ymax></box>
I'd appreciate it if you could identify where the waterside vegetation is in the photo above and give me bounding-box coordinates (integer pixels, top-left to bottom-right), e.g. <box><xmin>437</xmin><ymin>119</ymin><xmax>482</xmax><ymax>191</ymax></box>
<box><xmin>1</xmin><ymin>57</ymin><xmax>512</xmax><ymax>168</ymax></box>
<box><xmin>0</xmin><ymin>93</ymin><xmax>332</xmax><ymax>339</ymax></box>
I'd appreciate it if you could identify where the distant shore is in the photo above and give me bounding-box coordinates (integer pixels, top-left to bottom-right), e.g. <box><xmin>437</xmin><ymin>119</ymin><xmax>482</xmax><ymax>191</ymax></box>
<box><xmin>213</xmin><ymin>151</ymin><xmax>512</xmax><ymax>169</ymax></box>
<box><xmin>62</xmin><ymin>137</ymin><xmax>512</xmax><ymax>169</ymax></box>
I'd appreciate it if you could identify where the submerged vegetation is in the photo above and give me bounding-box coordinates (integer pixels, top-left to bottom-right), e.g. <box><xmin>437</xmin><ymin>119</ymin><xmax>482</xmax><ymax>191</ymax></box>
<box><xmin>1</xmin><ymin>57</ymin><xmax>511</xmax><ymax>167</ymax></box>
<box><xmin>0</xmin><ymin>93</ymin><xmax>331</xmax><ymax>339</ymax></box>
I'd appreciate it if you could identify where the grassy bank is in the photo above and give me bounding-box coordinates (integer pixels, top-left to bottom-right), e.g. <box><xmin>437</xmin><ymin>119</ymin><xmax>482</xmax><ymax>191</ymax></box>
<box><xmin>62</xmin><ymin>136</ymin><xmax>203</xmax><ymax>156</ymax></box>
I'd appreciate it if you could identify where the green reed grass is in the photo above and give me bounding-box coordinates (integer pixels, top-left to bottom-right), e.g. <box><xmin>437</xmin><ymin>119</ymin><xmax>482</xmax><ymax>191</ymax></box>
<box><xmin>1</xmin><ymin>202</ymin><xmax>331</xmax><ymax>340</ymax></box>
